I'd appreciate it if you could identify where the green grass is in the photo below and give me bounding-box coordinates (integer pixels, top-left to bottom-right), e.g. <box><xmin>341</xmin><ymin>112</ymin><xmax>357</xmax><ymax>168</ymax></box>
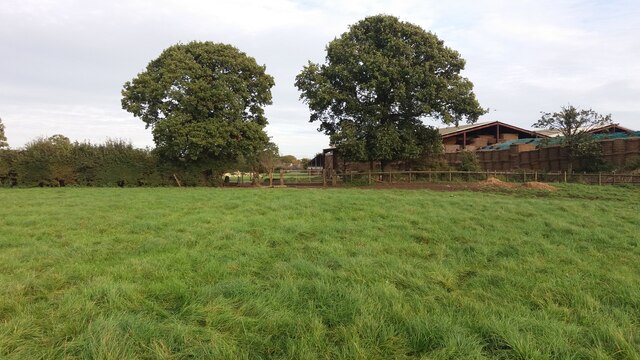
<box><xmin>0</xmin><ymin>185</ymin><xmax>639</xmax><ymax>359</ymax></box>
<box><xmin>265</xmin><ymin>171</ymin><xmax>323</xmax><ymax>184</ymax></box>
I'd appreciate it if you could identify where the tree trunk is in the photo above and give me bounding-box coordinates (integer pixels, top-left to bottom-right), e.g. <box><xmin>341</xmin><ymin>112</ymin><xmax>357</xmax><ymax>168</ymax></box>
<box><xmin>251</xmin><ymin>169</ymin><xmax>260</xmax><ymax>186</ymax></box>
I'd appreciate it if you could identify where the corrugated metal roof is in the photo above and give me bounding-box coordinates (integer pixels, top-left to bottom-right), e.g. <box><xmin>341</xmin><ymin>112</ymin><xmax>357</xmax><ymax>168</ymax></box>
<box><xmin>535</xmin><ymin>129</ymin><xmax>562</xmax><ymax>137</ymax></box>
<box><xmin>477</xmin><ymin>131</ymin><xmax>640</xmax><ymax>151</ymax></box>
<box><xmin>533</xmin><ymin>124</ymin><xmax>634</xmax><ymax>138</ymax></box>
<box><xmin>438</xmin><ymin>121</ymin><xmax>493</xmax><ymax>136</ymax></box>
<box><xmin>438</xmin><ymin>121</ymin><xmax>545</xmax><ymax>138</ymax></box>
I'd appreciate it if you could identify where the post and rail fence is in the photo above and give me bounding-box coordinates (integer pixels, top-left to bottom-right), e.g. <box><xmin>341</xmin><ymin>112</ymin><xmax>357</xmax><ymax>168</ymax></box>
<box><xmin>255</xmin><ymin>169</ymin><xmax>640</xmax><ymax>187</ymax></box>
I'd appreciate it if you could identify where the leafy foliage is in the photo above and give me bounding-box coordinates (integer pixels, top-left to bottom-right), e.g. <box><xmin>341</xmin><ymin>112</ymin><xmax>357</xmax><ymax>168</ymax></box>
<box><xmin>533</xmin><ymin>105</ymin><xmax>612</xmax><ymax>171</ymax></box>
<box><xmin>623</xmin><ymin>156</ymin><xmax>640</xmax><ymax>172</ymax></box>
<box><xmin>122</xmin><ymin>41</ymin><xmax>275</xmax><ymax>171</ymax></box>
<box><xmin>17</xmin><ymin>135</ymin><xmax>74</xmax><ymax>186</ymax></box>
<box><xmin>0</xmin><ymin>117</ymin><xmax>8</xmax><ymax>149</ymax></box>
<box><xmin>296</xmin><ymin>15</ymin><xmax>485</xmax><ymax>167</ymax></box>
<box><xmin>0</xmin><ymin>149</ymin><xmax>17</xmax><ymax>186</ymax></box>
<box><xmin>10</xmin><ymin>136</ymin><xmax>155</xmax><ymax>186</ymax></box>
<box><xmin>236</xmin><ymin>141</ymin><xmax>280</xmax><ymax>173</ymax></box>
<box><xmin>456</xmin><ymin>151</ymin><xmax>480</xmax><ymax>172</ymax></box>
<box><xmin>0</xmin><ymin>135</ymin><xmax>288</xmax><ymax>187</ymax></box>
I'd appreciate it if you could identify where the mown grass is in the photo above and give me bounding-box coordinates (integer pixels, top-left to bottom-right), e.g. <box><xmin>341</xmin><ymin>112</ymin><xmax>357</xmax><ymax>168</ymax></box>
<box><xmin>0</xmin><ymin>185</ymin><xmax>639</xmax><ymax>359</ymax></box>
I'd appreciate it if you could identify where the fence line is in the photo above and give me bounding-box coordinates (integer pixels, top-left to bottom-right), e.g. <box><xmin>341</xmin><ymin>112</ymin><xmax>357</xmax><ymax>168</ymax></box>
<box><xmin>238</xmin><ymin>169</ymin><xmax>639</xmax><ymax>187</ymax></box>
<box><xmin>320</xmin><ymin>170</ymin><xmax>639</xmax><ymax>186</ymax></box>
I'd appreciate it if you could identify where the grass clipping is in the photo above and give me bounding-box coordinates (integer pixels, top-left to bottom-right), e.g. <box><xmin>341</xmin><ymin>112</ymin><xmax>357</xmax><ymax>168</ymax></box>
<box><xmin>481</xmin><ymin>177</ymin><xmax>557</xmax><ymax>191</ymax></box>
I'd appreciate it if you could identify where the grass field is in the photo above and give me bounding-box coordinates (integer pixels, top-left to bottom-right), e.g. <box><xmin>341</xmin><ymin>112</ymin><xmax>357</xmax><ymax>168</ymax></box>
<box><xmin>0</xmin><ymin>185</ymin><xmax>639</xmax><ymax>359</ymax></box>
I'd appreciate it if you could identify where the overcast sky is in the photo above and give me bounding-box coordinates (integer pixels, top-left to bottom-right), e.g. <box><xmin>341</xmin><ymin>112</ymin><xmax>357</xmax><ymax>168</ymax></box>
<box><xmin>1</xmin><ymin>0</ymin><xmax>639</xmax><ymax>157</ymax></box>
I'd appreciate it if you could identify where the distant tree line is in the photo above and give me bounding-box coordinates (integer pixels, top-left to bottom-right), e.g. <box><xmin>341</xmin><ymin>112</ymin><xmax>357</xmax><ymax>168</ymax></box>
<box><xmin>0</xmin><ymin>131</ymin><xmax>309</xmax><ymax>187</ymax></box>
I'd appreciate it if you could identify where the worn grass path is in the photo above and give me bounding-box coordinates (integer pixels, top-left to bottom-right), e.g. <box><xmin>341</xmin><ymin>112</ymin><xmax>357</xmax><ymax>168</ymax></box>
<box><xmin>0</xmin><ymin>186</ymin><xmax>639</xmax><ymax>359</ymax></box>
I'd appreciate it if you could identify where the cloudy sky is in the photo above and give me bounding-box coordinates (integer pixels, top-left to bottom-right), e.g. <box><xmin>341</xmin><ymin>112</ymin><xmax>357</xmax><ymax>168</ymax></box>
<box><xmin>1</xmin><ymin>0</ymin><xmax>639</xmax><ymax>157</ymax></box>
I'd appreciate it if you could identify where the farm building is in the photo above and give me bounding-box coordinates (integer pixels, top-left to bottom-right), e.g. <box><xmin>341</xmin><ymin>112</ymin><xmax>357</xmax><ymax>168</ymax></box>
<box><xmin>316</xmin><ymin>121</ymin><xmax>639</xmax><ymax>172</ymax></box>
<box><xmin>320</xmin><ymin>120</ymin><xmax>543</xmax><ymax>171</ymax></box>
<box><xmin>439</xmin><ymin>121</ymin><xmax>545</xmax><ymax>153</ymax></box>
<box><xmin>448</xmin><ymin>129</ymin><xmax>640</xmax><ymax>172</ymax></box>
<box><xmin>307</xmin><ymin>153</ymin><xmax>324</xmax><ymax>170</ymax></box>
<box><xmin>534</xmin><ymin>123</ymin><xmax>635</xmax><ymax>138</ymax></box>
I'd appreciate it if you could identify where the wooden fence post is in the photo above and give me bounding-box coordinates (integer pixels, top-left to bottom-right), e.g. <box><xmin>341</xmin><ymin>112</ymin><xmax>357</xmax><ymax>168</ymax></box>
<box><xmin>523</xmin><ymin>171</ymin><xmax>526</xmax><ymax>183</ymax></box>
<box><xmin>408</xmin><ymin>170</ymin><xmax>412</xmax><ymax>183</ymax></box>
<box><xmin>332</xmin><ymin>170</ymin><xmax>337</xmax><ymax>186</ymax></box>
<box><xmin>280</xmin><ymin>169</ymin><xmax>284</xmax><ymax>186</ymax></box>
<box><xmin>598</xmin><ymin>172</ymin><xmax>602</xmax><ymax>186</ymax></box>
<box><xmin>269</xmin><ymin>171</ymin><xmax>273</xmax><ymax>187</ymax></box>
<box><xmin>563</xmin><ymin>171</ymin><xmax>567</xmax><ymax>183</ymax></box>
<box><xmin>368</xmin><ymin>171</ymin><xmax>371</xmax><ymax>185</ymax></box>
<box><xmin>173</xmin><ymin>174</ymin><xmax>182</xmax><ymax>187</ymax></box>
<box><xmin>449</xmin><ymin>169</ymin><xmax>452</xmax><ymax>182</ymax></box>
<box><xmin>322</xmin><ymin>170</ymin><xmax>327</xmax><ymax>187</ymax></box>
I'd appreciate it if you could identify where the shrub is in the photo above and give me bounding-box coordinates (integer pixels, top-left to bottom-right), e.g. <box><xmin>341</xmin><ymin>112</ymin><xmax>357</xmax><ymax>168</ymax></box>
<box><xmin>457</xmin><ymin>151</ymin><xmax>480</xmax><ymax>172</ymax></box>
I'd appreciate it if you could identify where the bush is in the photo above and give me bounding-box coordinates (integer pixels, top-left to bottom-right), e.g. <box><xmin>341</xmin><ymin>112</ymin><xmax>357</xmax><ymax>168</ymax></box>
<box><xmin>0</xmin><ymin>149</ymin><xmax>18</xmax><ymax>187</ymax></box>
<box><xmin>573</xmin><ymin>141</ymin><xmax>611</xmax><ymax>173</ymax></box>
<box><xmin>456</xmin><ymin>151</ymin><xmax>480</xmax><ymax>172</ymax></box>
<box><xmin>9</xmin><ymin>137</ymin><xmax>168</xmax><ymax>187</ymax></box>
<box><xmin>623</xmin><ymin>156</ymin><xmax>640</xmax><ymax>172</ymax></box>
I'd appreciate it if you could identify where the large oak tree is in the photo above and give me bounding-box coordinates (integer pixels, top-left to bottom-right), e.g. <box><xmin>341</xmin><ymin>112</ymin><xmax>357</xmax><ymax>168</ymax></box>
<box><xmin>295</xmin><ymin>15</ymin><xmax>486</xmax><ymax>169</ymax></box>
<box><xmin>122</xmin><ymin>41</ymin><xmax>274</xmax><ymax>176</ymax></box>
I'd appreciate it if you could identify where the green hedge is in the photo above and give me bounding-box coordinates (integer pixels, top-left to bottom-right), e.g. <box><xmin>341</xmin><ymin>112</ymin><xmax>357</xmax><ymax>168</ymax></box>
<box><xmin>0</xmin><ymin>137</ymin><xmax>228</xmax><ymax>187</ymax></box>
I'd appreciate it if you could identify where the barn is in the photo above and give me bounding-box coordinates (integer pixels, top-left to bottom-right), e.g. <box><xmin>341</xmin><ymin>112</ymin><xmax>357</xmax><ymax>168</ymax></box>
<box><xmin>439</xmin><ymin>121</ymin><xmax>545</xmax><ymax>153</ymax></box>
<box><xmin>315</xmin><ymin>121</ymin><xmax>637</xmax><ymax>172</ymax></box>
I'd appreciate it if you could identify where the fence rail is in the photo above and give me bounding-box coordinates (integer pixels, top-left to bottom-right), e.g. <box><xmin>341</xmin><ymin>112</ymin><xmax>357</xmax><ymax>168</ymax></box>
<box><xmin>255</xmin><ymin>170</ymin><xmax>324</xmax><ymax>186</ymax></box>
<box><xmin>261</xmin><ymin>169</ymin><xmax>640</xmax><ymax>186</ymax></box>
<box><xmin>372</xmin><ymin>170</ymin><xmax>639</xmax><ymax>185</ymax></box>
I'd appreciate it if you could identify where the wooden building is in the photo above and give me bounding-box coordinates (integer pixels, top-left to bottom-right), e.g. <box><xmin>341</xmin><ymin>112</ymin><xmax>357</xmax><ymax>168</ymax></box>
<box><xmin>440</xmin><ymin>121</ymin><xmax>545</xmax><ymax>153</ymax></box>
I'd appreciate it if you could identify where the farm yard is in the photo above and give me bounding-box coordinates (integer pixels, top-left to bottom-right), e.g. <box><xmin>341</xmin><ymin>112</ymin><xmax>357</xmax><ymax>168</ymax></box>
<box><xmin>1</xmin><ymin>185</ymin><xmax>639</xmax><ymax>359</ymax></box>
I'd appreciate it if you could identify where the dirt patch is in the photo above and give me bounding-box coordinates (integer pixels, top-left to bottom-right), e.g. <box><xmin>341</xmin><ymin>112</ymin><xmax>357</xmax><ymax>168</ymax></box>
<box><xmin>359</xmin><ymin>177</ymin><xmax>557</xmax><ymax>192</ymax></box>
<box><xmin>236</xmin><ymin>177</ymin><xmax>561</xmax><ymax>193</ymax></box>
<box><xmin>478</xmin><ymin>177</ymin><xmax>519</xmax><ymax>189</ymax></box>
<box><xmin>522</xmin><ymin>181</ymin><xmax>557</xmax><ymax>191</ymax></box>
<box><xmin>360</xmin><ymin>182</ymin><xmax>476</xmax><ymax>191</ymax></box>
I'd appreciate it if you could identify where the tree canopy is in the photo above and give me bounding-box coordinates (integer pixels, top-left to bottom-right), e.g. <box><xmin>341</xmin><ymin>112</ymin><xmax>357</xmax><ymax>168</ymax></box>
<box><xmin>533</xmin><ymin>105</ymin><xmax>612</xmax><ymax>171</ymax></box>
<box><xmin>121</xmin><ymin>41</ymin><xmax>275</xmax><ymax>170</ymax></box>
<box><xmin>295</xmin><ymin>15</ymin><xmax>485</xmax><ymax>167</ymax></box>
<box><xmin>0</xmin><ymin>117</ymin><xmax>8</xmax><ymax>149</ymax></box>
